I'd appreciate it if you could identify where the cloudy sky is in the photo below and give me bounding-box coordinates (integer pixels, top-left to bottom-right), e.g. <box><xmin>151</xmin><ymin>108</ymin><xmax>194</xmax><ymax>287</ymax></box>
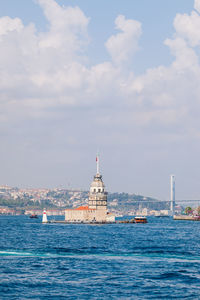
<box><xmin>0</xmin><ymin>0</ymin><xmax>200</xmax><ymax>201</ymax></box>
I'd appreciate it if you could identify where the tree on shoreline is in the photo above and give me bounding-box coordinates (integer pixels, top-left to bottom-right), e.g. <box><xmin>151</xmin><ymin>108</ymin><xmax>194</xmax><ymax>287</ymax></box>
<box><xmin>185</xmin><ymin>206</ymin><xmax>193</xmax><ymax>215</ymax></box>
<box><xmin>197</xmin><ymin>206</ymin><xmax>200</xmax><ymax>216</ymax></box>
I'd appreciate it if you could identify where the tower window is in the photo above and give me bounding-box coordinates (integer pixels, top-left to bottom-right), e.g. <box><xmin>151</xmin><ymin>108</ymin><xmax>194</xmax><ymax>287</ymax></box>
<box><xmin>94</xmin><ymin>189</ymin><xmax>96</xmax><ymax>192</ymax></box>
<box><xmin>98</xmin><ymin>189</ymin><xmax>101</xmax><ymax>192</ymax></box>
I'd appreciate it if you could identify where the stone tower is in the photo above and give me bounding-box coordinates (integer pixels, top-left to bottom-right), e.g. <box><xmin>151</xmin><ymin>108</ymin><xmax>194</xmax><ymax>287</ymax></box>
<box><xmin>88</xmin><ymin>155</ymin><xmax>107</xmax><ymax>210</ymax></box>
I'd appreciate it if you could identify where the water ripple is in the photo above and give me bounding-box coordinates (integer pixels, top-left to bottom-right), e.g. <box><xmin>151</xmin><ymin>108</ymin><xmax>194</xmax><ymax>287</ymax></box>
<box><xmin>1</xmin><ymin>216</ymin><xmax>200</xmax><ymax>299</ymax></box>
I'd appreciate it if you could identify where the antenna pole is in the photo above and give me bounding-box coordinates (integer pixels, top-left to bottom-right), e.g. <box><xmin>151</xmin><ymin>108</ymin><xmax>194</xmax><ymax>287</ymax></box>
<box><xmin>96</xmin><ymin>154</ymin><xmax>100</xmax><ymax>174</ymax></box>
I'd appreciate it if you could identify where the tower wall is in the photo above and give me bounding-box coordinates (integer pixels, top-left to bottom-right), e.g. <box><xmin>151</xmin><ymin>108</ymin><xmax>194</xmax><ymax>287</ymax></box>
<box><xmin>65</xmin><ymin>208</ymin><xmax>107</xmax><ymax>222</ymax></box>
<box><xmin>88</xmin><ymin>173</ymin><xmax>107</xmax><ymax>210</ymax></box>
<box><xmin>64</xmin><ymin>155</ymin><xmax>115</xmax><ymax>223</ymax></box>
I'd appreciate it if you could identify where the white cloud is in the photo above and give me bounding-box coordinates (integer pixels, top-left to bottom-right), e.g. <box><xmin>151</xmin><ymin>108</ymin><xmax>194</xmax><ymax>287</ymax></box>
<box><xmin>0</xmin><ymin>16</ymin><xmax>23</xmax><ymax>36</ymax></box>
<box><xmin>121</xmin><ymin>0</ymin><xmax>200</xmax><ymax>134</ymax></box>
<box><xmin>194</xmin><ymin>0</ymin><xmax>200</xmax><ymax>13</ymax></box>
<box><xmin>37</xmin><ymin>0</ymin><xmax>89</xmax><ymax>53</ymax></box>
<box><xmin>173</xmin><ymin>10</ymin><xmax>200</xmax><ymax>47</ymax></box>
<box><xmin>105</xmin><ymin>15</ymin><xmax>142</xmax><ymax>65</ymax></box>
<box><xmin>0</xmin><ymin>0</ymin><xmax>200</xmax><ymax>140</ymax></box>
<box><xmin>0</xmin><ymin>0</ymin><xmax>92</xmax><ymax>117</ymax></box>
<box><xmin>1</xmin><ymin>0</ymin><xmax>200</xmax><ymax>197</ymax></box>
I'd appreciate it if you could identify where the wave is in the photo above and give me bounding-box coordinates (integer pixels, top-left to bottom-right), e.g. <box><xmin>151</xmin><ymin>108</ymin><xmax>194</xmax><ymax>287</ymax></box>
<box><xmin>1</xmin><ymin>249</ymin><xmax>200</xmax><ymax>262</ymax></box>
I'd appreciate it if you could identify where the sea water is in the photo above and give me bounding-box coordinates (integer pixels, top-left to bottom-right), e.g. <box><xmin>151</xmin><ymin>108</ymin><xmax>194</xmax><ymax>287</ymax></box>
<box><xmin>0</xmin><ymin>216</ymin><xmax>200</xmax><ymax>299</ymax></box>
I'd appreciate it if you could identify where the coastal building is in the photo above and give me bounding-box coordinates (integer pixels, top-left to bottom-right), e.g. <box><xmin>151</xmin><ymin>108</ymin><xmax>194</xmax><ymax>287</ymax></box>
<box><xmin>65</xmin><ymin>156</ymin><xmax>115</xmax><ymax>223</ymax></box>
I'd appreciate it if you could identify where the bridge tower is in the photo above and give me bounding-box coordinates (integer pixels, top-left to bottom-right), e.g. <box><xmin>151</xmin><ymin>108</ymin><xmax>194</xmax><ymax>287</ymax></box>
<box><xmin>170</xmin><ymin>175</ymin><xmax>175</xmax><ymax>215</ymax></box>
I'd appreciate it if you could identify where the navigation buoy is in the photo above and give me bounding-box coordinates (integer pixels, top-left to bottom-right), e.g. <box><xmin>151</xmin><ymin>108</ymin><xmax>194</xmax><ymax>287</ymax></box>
<box><xmin>42</xmin><ymin>209</ymin><xmax>48</xmax><ymax>223</ymax></box>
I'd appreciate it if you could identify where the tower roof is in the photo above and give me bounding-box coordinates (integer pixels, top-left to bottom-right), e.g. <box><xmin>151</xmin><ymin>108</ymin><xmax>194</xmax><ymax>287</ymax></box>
<box><xmin>90</xmin><ymin>154</ymin><xmax>106</xmax><ymax>189</ymax></box>
<box><xmin>90</xmin><ymin>174</ymin><xmax>105</xmax><ymax>188</ymax></box>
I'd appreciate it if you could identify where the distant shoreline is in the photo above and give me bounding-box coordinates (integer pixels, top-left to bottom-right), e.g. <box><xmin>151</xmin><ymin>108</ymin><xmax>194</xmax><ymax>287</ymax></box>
<box><xmin>174</xmin><ymin>215</ymin><xmax>200</xmax><ymax>221</ymax></box>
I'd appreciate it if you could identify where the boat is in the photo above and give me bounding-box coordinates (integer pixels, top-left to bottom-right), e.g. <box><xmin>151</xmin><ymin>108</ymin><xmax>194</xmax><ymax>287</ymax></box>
<box><xmin>119</xmin><ymin>220</ymin><xmax>130</xmax><ymax>224</ymax></box>
<box><xmin>134</xmin><ymin>216</ymin><xmax>147</xmax><ymax>223</ymax></box>
<box><xmin>155</xmin><ymin>215</ymin><xmax>170</xmax><ymax>218</ymax></box>
<box><xmin>30</xmin><ymin>214</ymin><xmax>38</xmax><ymax>219</ymax></box>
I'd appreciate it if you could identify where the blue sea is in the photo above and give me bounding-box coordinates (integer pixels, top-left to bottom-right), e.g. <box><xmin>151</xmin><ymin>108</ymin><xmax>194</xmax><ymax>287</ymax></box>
<box><xmin>1</xmin><ymin>216</ymin><xmax>200</xmax><ymax>299</ymax></box>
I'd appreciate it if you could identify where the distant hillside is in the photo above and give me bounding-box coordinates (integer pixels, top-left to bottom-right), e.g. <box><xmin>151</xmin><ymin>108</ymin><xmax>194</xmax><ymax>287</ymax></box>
<box><xmin>108</xmin><ymin>192</ymin><xmax>169</xmax><ymax>213</ymax></box>
<box><xmin>0</xmin><ymin>185</ymin><xmax>169</xmax><ymax>214</ymax></box>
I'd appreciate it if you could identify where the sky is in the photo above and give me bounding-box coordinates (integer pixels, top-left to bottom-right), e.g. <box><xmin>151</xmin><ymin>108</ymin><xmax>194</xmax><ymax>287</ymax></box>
<box><xmin>0</xmin><ymin>0</ymin><xmax>200</xmax><ymax>201</ymax></box>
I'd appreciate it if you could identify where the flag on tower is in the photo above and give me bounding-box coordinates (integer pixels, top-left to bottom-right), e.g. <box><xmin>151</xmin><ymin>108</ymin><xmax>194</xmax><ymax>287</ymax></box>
<box><xmin>96</xmin><ymin>153</ymin><xmax>100</xmax><ymax>174</ymax></box>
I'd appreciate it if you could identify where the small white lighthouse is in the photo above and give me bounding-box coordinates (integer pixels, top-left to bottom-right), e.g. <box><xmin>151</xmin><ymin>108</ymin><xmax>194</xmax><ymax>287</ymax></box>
<box><xmin>42</xmin><ymin>209</ymin><xmax>48</xmax><ymax>223</ymax></box>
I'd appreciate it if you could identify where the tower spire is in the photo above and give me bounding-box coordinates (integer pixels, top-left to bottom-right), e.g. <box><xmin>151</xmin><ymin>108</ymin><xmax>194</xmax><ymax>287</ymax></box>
<box><xmin>96</xmin><ymin>153</ymin><xmax>100</xmax><ymax>174</ymax></box>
